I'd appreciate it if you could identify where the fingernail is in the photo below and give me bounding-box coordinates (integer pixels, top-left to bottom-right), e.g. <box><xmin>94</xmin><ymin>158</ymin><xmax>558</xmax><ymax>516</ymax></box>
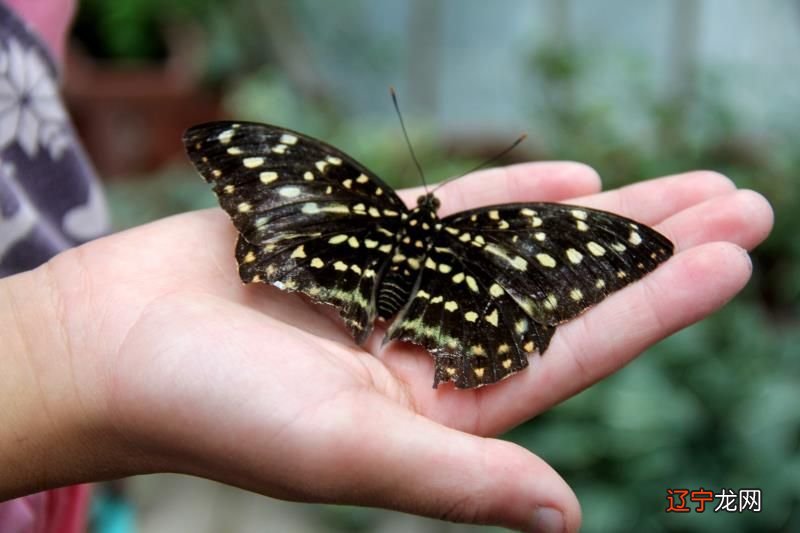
<box><xmin>530</xmin><ymin>506</ymin><xmax>564</xmax><ymax>533</ymax></box>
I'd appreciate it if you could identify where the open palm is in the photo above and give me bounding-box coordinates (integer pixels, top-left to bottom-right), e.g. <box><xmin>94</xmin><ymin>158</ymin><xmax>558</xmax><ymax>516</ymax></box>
<box><xmin>46</xmin><ymin>162</ymin><xmax>771</xmax><ymax>532</ymax></box>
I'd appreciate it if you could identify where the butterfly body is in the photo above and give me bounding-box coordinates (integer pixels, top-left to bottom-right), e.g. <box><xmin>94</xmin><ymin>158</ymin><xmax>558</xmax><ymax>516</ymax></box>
<box><xmin>184</xmin><ymin>121</ymin><xmax>673</xmax><ymax>389</ymax></box>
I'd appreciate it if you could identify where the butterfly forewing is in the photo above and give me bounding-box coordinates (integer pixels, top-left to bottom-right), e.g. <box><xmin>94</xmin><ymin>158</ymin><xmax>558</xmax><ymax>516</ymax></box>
<box><xmin>183</xmin><ymin>122</ymin><xmax>407</xmax><ymax>342</ymax></box>
<box><xmin>440</xmin><ymin>203</ymin><xmax>673</xmax><ymax>325</ymax></box>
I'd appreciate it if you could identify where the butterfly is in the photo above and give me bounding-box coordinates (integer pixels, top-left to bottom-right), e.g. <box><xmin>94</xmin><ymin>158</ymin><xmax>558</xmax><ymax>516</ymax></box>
<box><xmin>183</xmin><ymin>121</ymin><xmax>673</xmax><ymax>389</ymax></box>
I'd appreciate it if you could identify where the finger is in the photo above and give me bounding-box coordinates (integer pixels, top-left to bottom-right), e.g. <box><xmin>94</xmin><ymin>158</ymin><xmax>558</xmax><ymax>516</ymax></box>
<box><xmin>319</xmin><ymin>400</ymin><xmax>582</xmax><ymax>532</ymax></box>
<box><xmin>657</xmin><ymin>189</ymin><xmax>774</xmax><ymax>252</ymax></box>
<box><xmin>398</xmin><ymin>161</ymin><xmax>602</xmax><ymax>215</ymax></box>
<box><xmin>570</xmin><ymin>170</ymin><xmax>737</xmax><ymax>226</ymax></box>
<box><xmin>470</xmin><ymin>241</ymin><xmax>752</xmax><ymax>434</ymax></box>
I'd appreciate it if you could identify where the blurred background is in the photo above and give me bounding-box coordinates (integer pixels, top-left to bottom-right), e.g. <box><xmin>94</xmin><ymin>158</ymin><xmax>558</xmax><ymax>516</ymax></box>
<box><xmin>65</xmin><ymin>0</ymin><xmax>798</xmax><ymax>532</ymax></box>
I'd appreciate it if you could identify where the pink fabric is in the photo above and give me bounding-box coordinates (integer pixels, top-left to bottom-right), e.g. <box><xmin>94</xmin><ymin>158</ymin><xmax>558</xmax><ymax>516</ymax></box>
<box><xmin>0</xmin><ymin>485</ymin><xmax>91</xmax><ymax>533</ymax></box>
<box><xmin>3</xmin><ymin>0</ymin><xmax>75</xmax><ymax>61</ymax></box>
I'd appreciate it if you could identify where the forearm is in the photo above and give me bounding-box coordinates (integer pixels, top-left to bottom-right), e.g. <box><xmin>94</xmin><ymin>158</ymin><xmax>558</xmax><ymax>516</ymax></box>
<box><xmin>0</xmin><ymin>266</ymin><xmax>115</xmax><ymax>500</ymax></box>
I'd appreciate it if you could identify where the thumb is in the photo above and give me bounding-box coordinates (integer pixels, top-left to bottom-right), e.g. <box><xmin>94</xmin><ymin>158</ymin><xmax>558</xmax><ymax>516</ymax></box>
<box><xmin>328</xmin><ymin>402</ymin><xmax>581</xmax><ymax>532</ymax></box>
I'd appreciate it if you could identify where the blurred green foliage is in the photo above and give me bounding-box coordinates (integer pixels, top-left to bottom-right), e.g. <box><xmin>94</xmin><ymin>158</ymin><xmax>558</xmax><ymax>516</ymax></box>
<box><xmin>88</xmin><ymin>4</ymin><xmax>798</xmax><ymax>532</ymax></box>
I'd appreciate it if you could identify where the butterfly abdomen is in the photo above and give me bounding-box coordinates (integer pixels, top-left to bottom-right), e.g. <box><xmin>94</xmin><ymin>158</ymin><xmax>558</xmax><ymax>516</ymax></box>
<box><xmin>377</xmin><ymin>205</ymin><xmax>440</xmax><ymax>319</ymax></box>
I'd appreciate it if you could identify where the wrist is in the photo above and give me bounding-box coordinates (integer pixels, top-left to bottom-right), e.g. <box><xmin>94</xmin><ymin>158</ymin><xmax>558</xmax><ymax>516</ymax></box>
<box><xmin>0</xmin><ymin>263</ymin><xmax>132</xmax><ymax>499</ymax></box>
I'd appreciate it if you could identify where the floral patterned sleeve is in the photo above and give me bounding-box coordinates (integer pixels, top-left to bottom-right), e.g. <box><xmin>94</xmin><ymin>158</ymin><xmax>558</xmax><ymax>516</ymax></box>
<box><xmin>0</xmin><ymin>2</ymin><xmax>109</xmax><ymax>277</ymax></box>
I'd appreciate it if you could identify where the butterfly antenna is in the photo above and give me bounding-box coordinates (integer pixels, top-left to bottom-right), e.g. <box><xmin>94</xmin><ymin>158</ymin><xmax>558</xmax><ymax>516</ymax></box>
<box><xmin>431</xmin><ymin>132</ymin><xmax>527</xmax><ymax>194</ymax></box>
<box><xmin>390</xmin><ymin>87</ymin><xmax>429</xmax><ymax>192</ymax></box>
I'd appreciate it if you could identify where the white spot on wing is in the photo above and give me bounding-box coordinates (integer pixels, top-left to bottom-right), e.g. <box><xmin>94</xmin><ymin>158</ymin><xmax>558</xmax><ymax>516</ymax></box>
<box><xmin>279</xmin><ymin>186</ymin><xmax>301</xmax><ymax>198</ymax></box>
<box><xmin>217</xmin><ymin>129</ymin><xmax>234</xmax><ymax>144</ymax></box>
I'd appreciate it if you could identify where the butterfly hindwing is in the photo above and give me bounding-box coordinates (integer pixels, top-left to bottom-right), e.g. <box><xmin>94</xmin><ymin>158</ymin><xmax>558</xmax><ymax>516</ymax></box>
<box><xmin>386</xmin><ymin>242</ymin><xmax>556</xmax><ymax>388</ymax></box>
<box><xmin>183</xmin><ymin>122</ymin><xmax>407</xmax><ymax>343</ymax></box>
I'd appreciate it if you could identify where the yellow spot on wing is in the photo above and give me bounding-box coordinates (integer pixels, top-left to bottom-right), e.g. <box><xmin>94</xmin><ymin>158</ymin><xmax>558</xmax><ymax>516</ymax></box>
<box><xmin>629</xmin><ymin>231</ymin><xmax>642</xmax><ymax>245</ymax></box>
<box><xmin>260</xmin><ymin>171</ymin><xmax>278</xmax><ymax>184</ymax></box>
<box><xmin>587</xmin><ymin>241</ymin><xmax>606</xmax><ymax>256</ymax></box>
<box><xmin>444</xmin><ymin>301</ymin><xmax>458</xmax><ymax>312</ymax></box>
<box><xmin>571</xmin><ymin>209</ymin><xmax>588</xmax><ymax>220</ymax></box>
<box><xmin>474</xmin><ymin>367</ymin><xmax>485</xmax><ymax>378</ymax></box>
<box><xmin>237</xmin><ymin>202</ymin><xmax>252</xmax><ymax>213</ymax></box>
<box><xmin>502</xmin><ymin>358</ymin><xmax>512</xmax><ymax>369</ymax></box>
<box><xmin>536</xmin><ymin>253</ymin><xmax>556</xmax><ymax>268</ymax></box>
<box><xmin>310</xmin><ymin>257</ymin><xmax>324</xmax><ymax>268</ymax></box>
<box><xmin>328</xmin><ymin>234</ymin><xmax>348</xmax><ymax>244</ymax></box>
<box><xmin>465</xmin><ymin>275</ymin><xmax>479</xmax><ymax>293</ymax></box>
<box><xmin>485</xmin><ymin>308</ymin><xmax>499</xmax><ymax>327</ymax></box>
<box><xmin>576</xmin><ymin>220</ymin><xmax>589</xmax><ymax>231</ymax></box>
<box><xmin>544</xmin><ymin>294</ymin><xmax>558</xmax><ymax>310</ymax></box>
<box><xmin>290</xmin><ymin>245</ymin><xmax>306</xmax><ymax>259</ymax></box>
<box><xmin>566</xmin><ymin>248</ymin><xmax>583</xmax><ymax>264</ymax></box>
<box><xmin>570</xmin><ymin>288</ymin><xmax>583</xmax><ymax>301</ymax></box>
<box><xmin>227</xmin><ymin>146</ymin><xmax>243</xmax><ymax>155</ymax></box>
<box><xmin>333</xmin><ymin>261</ymin><xmax>348</xmax><ymax>271</ymax></box>
<box><xmin>280</xmin><ymin>133</ymin><xmax>298</xmax><ymax>145</ymax></box>
<box><xmin>243</xmin><ymin>250</ymin><xmax>256</xmax><ymax>263</ymax></box>
<box><xmin>243</xmin><ymin>157</ymin><xmax>264</xmax><ymax>168</ymax></box>
<box><xmin>465</xmin><ymin>311</ymin><xmax>478</xmax><ymax>322</ymax></box>
<box><xmin>490</xmin><ymin>283</ymin><xmax>504</xmax><ymax>297</ymax></box>
<box><xmin>347</xmin><ymin>236</ymin><xmax>360</xmax><ymax>248</ymax></box>
<box><xmin>523</xmin><ymin>341</ymin><xmax>534</xmax><ymax>352</ymax></box>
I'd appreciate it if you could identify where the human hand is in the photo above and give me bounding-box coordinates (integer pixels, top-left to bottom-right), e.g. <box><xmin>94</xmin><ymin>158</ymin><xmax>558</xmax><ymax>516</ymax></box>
<box><xmin>2</xmin><ymin>163</ymin><xmax>772</xmax><ymax>532</ymax></box>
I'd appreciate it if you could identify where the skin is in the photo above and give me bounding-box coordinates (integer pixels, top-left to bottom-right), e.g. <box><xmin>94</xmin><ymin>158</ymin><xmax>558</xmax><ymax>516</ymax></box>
<box><xmin>0</xmin><ymin>163</ymin><xmax>773</xmax><ymax>532</ymax></box>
